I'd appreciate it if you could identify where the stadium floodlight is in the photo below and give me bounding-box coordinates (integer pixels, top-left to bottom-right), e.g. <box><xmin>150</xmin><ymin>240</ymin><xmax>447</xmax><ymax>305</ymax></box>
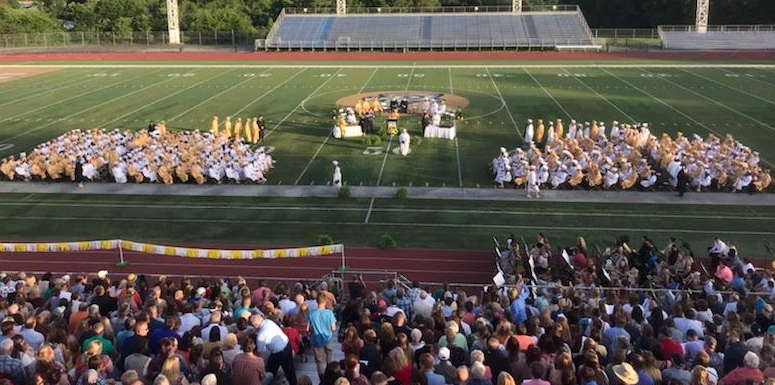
<box><xmin>552</xmin><ymin>5</ymin><xmax>557</xmax><ymax>10</ymax></box>
<box><xmin>474</xmin><ymin>6</ymin><xmax>479</xmax><ymax>11</ymax></box>
<box><xmin>377</xmin><ymin>7</ymin><xmax>381</xmax><ymax>12</ymax></box>
<box><xmin>303</xmin><ymin>7</ymin><xmax>308</xmax><ymax>12</ymax></box>
<box><xmin>696</xmin><ymin>0</ymin><xmax>709</xmax><ymax>33</ymax></box>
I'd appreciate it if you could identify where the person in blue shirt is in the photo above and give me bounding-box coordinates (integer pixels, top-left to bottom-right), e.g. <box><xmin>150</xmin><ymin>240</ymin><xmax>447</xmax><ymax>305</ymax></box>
<box><xmin>509</xmin><ymin>280</ymin><xmax>530</xmax><ymax>325</ymax></box>
<box><xmin>420</xmin><ymin>352</ymin><xmax>446</xmax><ymax>385</ymax></box>
<box><xmin>307</xmin><ymin>293</ymin><xmax>337</xmax><ymax>379</ymax></box>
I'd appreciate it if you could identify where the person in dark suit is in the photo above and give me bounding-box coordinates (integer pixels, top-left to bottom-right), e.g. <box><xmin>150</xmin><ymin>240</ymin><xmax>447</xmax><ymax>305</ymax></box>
<box><xmin>257</xmin><ymin>115</ymin><xmax>266</xmax><ymax>142</ymax></box>
<box><xmin>676</xmin><ymin>166</ymin><xmax>688</xmax><ymax>197</ymax></box>
<box><xmin>74</xmin><ymin>157</ymin><xmax>85</xmax><ymax>188</ymax></box>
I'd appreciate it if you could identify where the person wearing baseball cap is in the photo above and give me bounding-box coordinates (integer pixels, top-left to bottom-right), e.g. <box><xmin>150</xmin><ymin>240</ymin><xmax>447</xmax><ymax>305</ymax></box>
<box><xmin>434</xmin><ymin>347</ymin><xmax>455</xmax><ymax>384</ymax></box>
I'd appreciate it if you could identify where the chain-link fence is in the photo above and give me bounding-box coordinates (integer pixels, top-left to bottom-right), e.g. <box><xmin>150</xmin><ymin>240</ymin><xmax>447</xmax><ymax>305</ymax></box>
<box><xmin>0</xmin><ymin>30</ymin><xmax>262</xmax><ymax>49</ymax></box>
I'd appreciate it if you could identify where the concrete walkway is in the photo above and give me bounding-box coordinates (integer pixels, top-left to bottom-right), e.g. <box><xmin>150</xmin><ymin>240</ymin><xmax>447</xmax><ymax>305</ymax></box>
<box><xmin>0</xmin><ymin>181</ymin><xmax>772</xmax><ymax>206</ymax></box>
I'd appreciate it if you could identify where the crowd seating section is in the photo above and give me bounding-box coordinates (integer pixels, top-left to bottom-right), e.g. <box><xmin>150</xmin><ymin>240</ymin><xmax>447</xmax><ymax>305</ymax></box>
<box><xmin>267</xmin><ymin>12</ymin><xmax>595</xmax><ymax>49</ymax></box>
<box><xmin>660</xmin><ymin>29</ymin><xmax>775</xmax><ymax>50</ymax></box>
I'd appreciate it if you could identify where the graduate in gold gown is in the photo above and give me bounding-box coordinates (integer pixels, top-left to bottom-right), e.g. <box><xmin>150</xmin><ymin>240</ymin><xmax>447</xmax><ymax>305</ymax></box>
<box><xmin>354</xmin><ymin>100</ymin><xmax>363</xmax><ymax>116</ymax></box>
<box><xmin>555</xmin><ymin>118</ymin><xmax>564</xmax><ymax>138</ymax></box>
<box><xmin>371</xmin><ymin>99</ymin><xmax>382</xmax><ymax>114</ymax></box>
<box><xmin>158</xmin><ymin>121</ymin><xmax>167</xmax><ymax>135</ymax></box>
<box><xmin>175</xmin><ymin>163</ymin><xmax>189</xmax><ymax>183</ymax></box>
<box><xmin>535</xmin><ymin>119</ymin><xmax>545</xmax><ymax>144</ymax></box>
<box><xmin>251</xmin><ymin>117</ymin><xmax>260</xmax><ymax>144</ymax></box>
<box><xmin>0</xmin><ymin>156</ymin><xmax>17</xmax><ymax>180</ymax></box>
<box><xmin>234</xmin><ymin>118</ymin><xmax>243</xmax><ymax>141</ymax></box>
<box><xmin>244</xmin><ymin>118</ymin><xmax>253</xmax><ymax>143</ymax></box>
<box><xmin>210</xmin><ymin>116</ymin><xmax>219</xmax><ymax>135</ymax></box>
<box><xmin>590</xmin><ymin>120</ymin><xmax>600</xmax><ymax>141</ymax></box>
<box><xmin>223</xmin><ymin>116</ymin><xmax>232</xmax><ymax>139</ymax></box>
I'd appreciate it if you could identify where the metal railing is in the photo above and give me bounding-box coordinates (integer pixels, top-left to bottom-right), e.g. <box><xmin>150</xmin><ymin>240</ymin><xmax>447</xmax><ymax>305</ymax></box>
<box><xmin>263</xmin><ymin>38</ymin><xmax>600</xmax><ymax>50</ymax></box>
<box><xmin>283</xmin><ymin>5</ymin><xmax>580</xmax><ymax>15</ymax></box>
<box><xmin>659</xmin><ymin>24</ymin><xmax>775</xmax><ymax>33</ymax></box>
<box><xmin>0</xmin><ymin>30</ymin><xmax>263</xmax><ymax>49</ymax></box>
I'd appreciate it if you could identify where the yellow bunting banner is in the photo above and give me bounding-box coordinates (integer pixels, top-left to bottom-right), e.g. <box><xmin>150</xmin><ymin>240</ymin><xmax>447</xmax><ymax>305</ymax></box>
<box><xmin>0</xmin><ymin>239</ymin><xmax>343</xmax><ymax>259</ymax></box>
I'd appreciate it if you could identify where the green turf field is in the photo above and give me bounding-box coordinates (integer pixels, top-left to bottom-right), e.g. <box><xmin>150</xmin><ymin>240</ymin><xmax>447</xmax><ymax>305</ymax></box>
<box><xmin>1</xmin><ymin>63</ymin><xmax>775</xmax><ymax>254</ymax></box>
<box><xmin>0</xmin><ymin>193</ymin><xmax>774</xmax><ymax>257</ymax></box>
<box><xmin>2</xmin><ymin>64</ymin><xmax>775</xmax><ymax>186</ymax></box>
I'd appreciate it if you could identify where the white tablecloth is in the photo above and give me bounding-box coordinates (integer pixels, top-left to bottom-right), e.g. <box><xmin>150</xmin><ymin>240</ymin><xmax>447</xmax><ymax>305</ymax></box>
<box><xmin>332</xmin><ymin>125</ymin><xmax>362</xmax><ymax>138</ymax></box>
<box><xmin>424</xmin><ymin>124</ymin><xmax>456</xmax><ymax>140</ymax></box>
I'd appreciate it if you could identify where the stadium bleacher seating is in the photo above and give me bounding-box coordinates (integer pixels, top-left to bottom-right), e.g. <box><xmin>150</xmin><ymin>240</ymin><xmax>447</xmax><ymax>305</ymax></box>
<box><xmin>266</xmin><ymin>10</ymin><xmax>596</xmax><ymax>50</ymax></box>
<box><xmin>660</xmin><ymin>26</ymin><xmax>775</xmax><ymax>50</ymax></box>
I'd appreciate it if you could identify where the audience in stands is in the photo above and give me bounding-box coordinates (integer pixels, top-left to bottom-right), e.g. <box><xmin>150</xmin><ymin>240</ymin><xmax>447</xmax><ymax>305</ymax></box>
<box><xmin>2</xmin><ymin>233</ymin><xmax>775</xmax><ymax>385</ymax></box>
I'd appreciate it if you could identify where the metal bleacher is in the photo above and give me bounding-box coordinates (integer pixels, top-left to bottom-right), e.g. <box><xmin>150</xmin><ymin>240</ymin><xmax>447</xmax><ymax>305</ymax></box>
<box><xmin>659</xmin><ymin>25</ymin><xmax>775</xmax><ymax>50</ymax></box>
<box><xmin>262</xmin><ymin>6</ymin><xmax>599</xmax><ymax>50</ymax></box>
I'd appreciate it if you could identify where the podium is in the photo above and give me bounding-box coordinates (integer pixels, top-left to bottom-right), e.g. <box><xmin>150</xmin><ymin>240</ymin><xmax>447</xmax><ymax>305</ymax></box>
<box><xmin>333</xmin><ymin>125</ymin><xmax>363</xmax><ymax>138</ymax></box>
<box><xmin>424</xmin><ymin>124</ymin><xmax>456</xmax><ymax>140</ymax></box>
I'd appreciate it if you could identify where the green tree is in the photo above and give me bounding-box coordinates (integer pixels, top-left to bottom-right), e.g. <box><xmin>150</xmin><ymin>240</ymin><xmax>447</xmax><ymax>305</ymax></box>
<box><xmin>0</xmin><ymin>8</ymin><xmax>61</xmax><ymax>33</ymax></box>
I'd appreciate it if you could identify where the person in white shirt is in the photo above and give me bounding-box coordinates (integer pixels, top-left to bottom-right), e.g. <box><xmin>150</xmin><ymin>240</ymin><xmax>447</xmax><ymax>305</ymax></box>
<box><xmin>201</xmin><ymin>311</ymin><xmax>228</xmax><ymax>342</ymax></box>
<box><xmin>178</xmin><ymin>304</ymin><xmax>201</xmax><ymax>337</ymax></box>
<box><xmin>524</xmin><ymin>119</ymin><xmax>534</xmax><ymax>146</ymax></box>
<box><xmin>398</xmin><ymin>129</ymin><xmax>411</xmax><ymax>157</ymax></box>
<box><xmin>332</xmin><ymin>161</ymin><xmax>342</xmax><ymax>192</ymax></box>
<box><xmin>526</xmin><ymin>165</ymin><xmax>540</xmax><ymax>199</ymax></box>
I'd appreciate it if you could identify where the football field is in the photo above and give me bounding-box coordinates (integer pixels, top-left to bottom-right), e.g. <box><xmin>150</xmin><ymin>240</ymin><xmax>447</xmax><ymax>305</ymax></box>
<box><xmin>1</xmin><ymin>62</ymin><xmax>775</xmax><ymax>254</ymax></box>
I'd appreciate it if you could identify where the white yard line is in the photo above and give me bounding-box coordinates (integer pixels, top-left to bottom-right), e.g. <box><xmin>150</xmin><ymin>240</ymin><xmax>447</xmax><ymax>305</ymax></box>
<box><xmin>486</xmin><ymin>68</ymin><xmax>523</xmax><ymax>137</ymax></box>
<box><xmin>641</xmin><ymin>67</ymin><xmax>775</xmax><ymax>133</ymax></box>
<box><xmin>680</xmin><ymin>68</ymin><xmax>775</xmax><ymax>107</ymax></box>
<box><xmin>522</xmin><ymin>67</ymin><xmax>573</xmax><ymax>120</ymax></box>
<box><xmin>561</xmin><ymin>67</ymin><xmax>636</xmax><ymax>122</ymax></box>
<box><xmin>168</xmin><ymin>69</ymin><xmax>268</xmax><ymax>121</ymax></box>
<box><xmin>101</xmin><ymin>70</ymin><xmax>231</xmax><ymax>128</ymax></box>
<box><xmin>1</xmin><ymin>200</ymin><xmax>772</xmax><ymax>220</ymax></box>
<box><xmin>1</xmin><ymin>70</ymin><xmax>180</xmax><ymax>143</ymax></box>
<box><xmin>0</xmin><ymin>72</ymin><xmax>93</xmax><ymax>108</ymax></box>
<box><xmin>405</xmin><ymin>62</ymin><xmax>416</xmax><ymax>91</ymax></box>
<box><xmin>264</xmin><ymin>69</ymin><xmax>342</xmax><ymax>139</ymax></box>
<box><xmin>454</xmin><ymin>138</ymin><xmax>463</xmax><ymax>188</ymax></box>
<box><xmin>221</xmin><ymin>68</ymin><xmax>307</xmax><ymax>128</ymax></box>
<box><xmin>600</xmin><ymin>67</ymin><xmax>775</xmax><ymax>169</ymax></box>
<box><xmin>365</xmin><ymin>136</ymin><xmax>394</xmax><ymax>224</ymax></box>
<box><xmin>449</xmin><ymin>67</ymin><xmax>463</xmax><ymax>187</ymax></box>
<box><xmin>294</xmin><ymin>68</ymin><xmax>380</xmax><ymax>185</ymax></box>
<box><xmin>4</xmin><ymin>214</ymin><xmax>774</xmax><ymax>235</ymax></box>
<box><xmin>0</xmin><ymin>69</ymin><xmax>164</xmax><ymax>122</ymax></box>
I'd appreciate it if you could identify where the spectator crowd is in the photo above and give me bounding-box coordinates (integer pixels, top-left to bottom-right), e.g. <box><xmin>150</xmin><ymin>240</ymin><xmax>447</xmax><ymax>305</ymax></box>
<box><xmin>0</xmin><ymin>232</ymin><xmax>774</xmax><ymax>385</ymax></box>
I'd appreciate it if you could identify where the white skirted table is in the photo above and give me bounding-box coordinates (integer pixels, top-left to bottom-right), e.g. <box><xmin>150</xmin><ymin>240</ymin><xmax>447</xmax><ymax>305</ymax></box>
<box><xmin>332</xmin><ymin>125</ymin><xmax>363</xmax><ymax>138</ymax></box>
<box><xmin>424</xmin><ymin>124</ymin><xmax>456</xmax><ymax>140</ymax></box>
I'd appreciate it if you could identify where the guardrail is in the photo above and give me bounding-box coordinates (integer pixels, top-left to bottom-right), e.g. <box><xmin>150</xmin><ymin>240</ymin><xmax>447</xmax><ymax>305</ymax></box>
<box><xmin>262</xmin><ymin>38</ymin><xmax>599</xmax><ymax>50</ymax></box>
<box><xmin>283</xmin><ymin>5</ymin><xmax>580</xmax><ymax>14</ymax></box>
<box><xmin>659</xmin><ymin>24</ymin><xmax>775</xmax><ymax>33</ymax></box>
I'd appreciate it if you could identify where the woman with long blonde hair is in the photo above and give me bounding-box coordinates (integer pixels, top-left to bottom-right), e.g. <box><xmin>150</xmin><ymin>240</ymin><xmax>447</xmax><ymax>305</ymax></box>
<box><xmin>389</xmin><ymin>348</ymin><xmax>411</xmax><ymax>385</ymax></box>
<box><xmin>74</xmin><ymin>340</ymin><xmax>113</xmax><ymax>380</ymax></box>
<box><xmin>35</xmin><ymin>345</ymin><xmax>70</xmax><ymax>385</ymax></box>
<box><xmin>496</xmin><ymin>372</ymin><xmax>516</xmax><ymax>385</ymax></box>
<box><xmin>691</xmin><ymin>366</ymin><xmax>710</xmax><ymax>385</ymax></box>
<box><xmin>159</xmin><ymin>356</ymin><xmax>190</xmax><ymax>385</ymax></box>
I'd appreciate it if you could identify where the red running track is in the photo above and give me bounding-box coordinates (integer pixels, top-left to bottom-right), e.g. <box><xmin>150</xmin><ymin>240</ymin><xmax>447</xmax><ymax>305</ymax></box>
<box><xmin>0</xmin><ymin>247</ymin><xmax>495</xmax><ymax>287</ymax></box>
<box><xmin>2</xmin><ymin>51</ymin><xmax>775</xmax><ymax>62</ymax></box>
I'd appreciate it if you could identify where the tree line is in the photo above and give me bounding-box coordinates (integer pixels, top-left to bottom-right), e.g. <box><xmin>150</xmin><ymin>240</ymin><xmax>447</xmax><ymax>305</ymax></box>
<box><xmin>0</xmin><ymin>0</ymin><xmax>773</xmax><ymax>36</ymax></box>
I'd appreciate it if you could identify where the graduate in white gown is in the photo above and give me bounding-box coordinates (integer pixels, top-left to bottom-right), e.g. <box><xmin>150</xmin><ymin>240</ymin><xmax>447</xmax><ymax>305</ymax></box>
<box><xmin>332</xmin><ymin>160</ymin><xmax>342</xmax><ymax>192</ymax></box>
<box><xmin>526</xmin><ymin>165</ymin><xmax>540</xmax><ymax>198</ymax></box>
<box><xmin>398</xmin><ymin>129</ymin><xmax>411</xmax><ymax>156</ymax></box>
<box><xmin>546</xmin><ymin>122</ymin><xmax>556</xmax><ymax>146</ymax></box>
<box><xmin>735</xmin><ymin>172</ymin><xmax>753</xmax><ymax>191</ymax></box>
<box><xmin>112</xmin><ymin>162</ymin><xmax>127</xmax><ymax>183</ymax></box>
<box><xmin>432</xmin><ymin>113</ymin><xmax>441</xmax><ymax>126</ymax></box>
<box><xmin>567</xmin><ymin>119</ymin><xmax>577</xmax><ymax>139</ymax></box>
<box><xmin>524</xmin><ymin>119</ymin><xmax>534</xmax><ymax>146</ymax></box>
<box><xmin>81</xmin><ymin>161</ymin><xmax>96</xmax><ymax>180</ymax></box>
